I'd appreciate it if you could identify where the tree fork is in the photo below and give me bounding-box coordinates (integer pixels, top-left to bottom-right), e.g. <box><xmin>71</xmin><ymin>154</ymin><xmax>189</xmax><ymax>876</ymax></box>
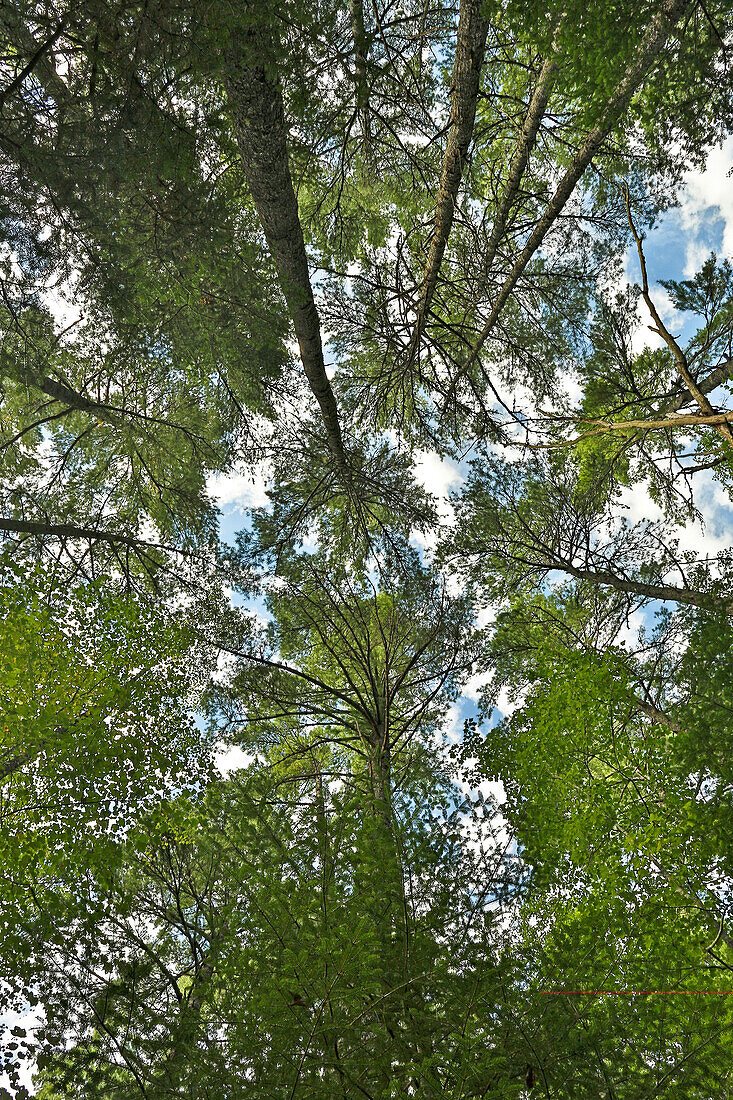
<box><xmin>624</xmin><ymin>183</ymin><xmax>733</xmax><ymax>446</ymax></box>
<box><xmin>666</xmin><ymin>358</ymin><xmax>733</xmax><ymax>413</ymax></box>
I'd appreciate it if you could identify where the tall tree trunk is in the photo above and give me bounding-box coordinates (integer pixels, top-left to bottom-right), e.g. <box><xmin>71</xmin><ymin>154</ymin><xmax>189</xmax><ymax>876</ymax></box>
<box><xmin>224</xmin><ymin>27</ymin><xmax>348</xmax><ymax>475</ymax></box>
<box><xmin>0</xmin><ymin>3</ymin><xmax>69</xmax><ymax>108</ymax></box>
<box><xmin>407</xmin><ymin>0</ymin><xmax>489</xmax><ymax>367</ymax></box>
<box><xmin>625</xmin><ymin>192</ymin><xmax>733</xmax><ymax>446</ymax></box>
<box><xmin>151</xmin><ymin>937</ymin><xmax>220</xmax><ymax>1096</ymax></box>
<box><xmin>312</xmin><ymin>766</ymin><xmax>349</xmax><ymax>1100</ymax></box>
<box><xmin>0</xmin><ymin>746</ymin><xmax>36</xmax><ymax>781</ymax></box>
<box><xmin>348</xmin><ymin>0</ymin><xmax>373</xmax><ymax>167</ymax></box>
<box><xmin>368</xmin><ymin>718</ymin><xmax>392</xmax><ymax>829</ymax></box>
<box><xmin>481</xmin><ymin>44</ymin><xmax>561</xmax><ymax>277</ymax></box>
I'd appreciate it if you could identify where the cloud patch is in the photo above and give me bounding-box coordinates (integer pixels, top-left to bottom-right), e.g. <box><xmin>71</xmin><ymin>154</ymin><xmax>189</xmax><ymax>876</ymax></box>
<box><xmin>680</xmin><ymin>135</ymin><xmax>733</xmax><ymax>274</ymax></box>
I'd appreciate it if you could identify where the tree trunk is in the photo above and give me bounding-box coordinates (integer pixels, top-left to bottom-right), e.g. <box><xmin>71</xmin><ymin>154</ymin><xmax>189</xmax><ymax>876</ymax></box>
<box><xmin>481</xmin><ymin>45</ymin><xmax>560</xmax><ymax>277</ymax></box>
<box><xmin>348</xmin><ymin>0</ymin><xmax>373</xmax><ymax>167</ymax></box>
<box><xmin>665</xmin><ymin>358</ymin><xmax>733</xmax><ymax>413</ymax></box>
<box><xmin>561</xmin><ymin>560</ymin><xmax>729</xmax><ymax>612</ymax></box>
<box><xmin>408</xmin><ymin>0</ymin><xmax>489</xmax><ymax>366</ymax></box>
<box><xmin>224</xmin><ymin>27</ymin><xmax>348</xmax><ymax>475</ymax></box>
<box><xmin>0</xmin><ymin>516</ymin><xmax>148</xmax><ymax>547</ymax></box>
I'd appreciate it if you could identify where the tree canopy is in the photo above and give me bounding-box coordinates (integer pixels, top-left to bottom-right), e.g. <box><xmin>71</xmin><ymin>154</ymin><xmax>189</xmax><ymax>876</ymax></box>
<box><xmin>3</xmin><ymin>0</ymin><xmax>733</xmax><ymax>1096</ymax></box>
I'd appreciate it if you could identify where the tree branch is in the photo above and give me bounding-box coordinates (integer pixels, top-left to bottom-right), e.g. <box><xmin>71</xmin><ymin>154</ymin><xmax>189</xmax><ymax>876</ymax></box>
<box><xmin>623</xmin><ymin>183</ymin><xmax>733</xmax><ymax>446</ymax></box>
<box><xmin>449</xmin><ymin>0</ymin><xmax>692</xmax><ymax>401</ymax></box>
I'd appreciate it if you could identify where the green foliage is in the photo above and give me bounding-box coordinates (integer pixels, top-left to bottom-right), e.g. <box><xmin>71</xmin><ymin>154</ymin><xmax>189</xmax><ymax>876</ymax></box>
<box><xmin>3</xmin><ymin>0</ymin><xmax>733</xmax><ymax>1095</ymax></box>
<box><xmin>0</xmin><ymin>556</ymin><xmax>210</xmax><ymax>1092</ymax></box>
<box><xmin>28</xmin><ymin>764</ymin><xmax>518</xmax><ymax>1099</ymax></box>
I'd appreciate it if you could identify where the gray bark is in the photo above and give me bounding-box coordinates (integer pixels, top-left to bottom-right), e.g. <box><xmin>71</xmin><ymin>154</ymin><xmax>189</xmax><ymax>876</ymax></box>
<box><xmin>482</xmin><ymin>45</ymin><xmax>560</xmax><ymax>277</ymax></box>
<box><xmin>349</xmin><ymin>0</ymin><xmax>373</xmax><ymax>165</ymax></box>
<box><xmin>666</xmin><ymin>358</ymin><xmax>733</xmax><ymax>413</ymax></box>
<box><xmin>408</xmin><ymin>0</ymin><xmax>489</xmax><ymax>366</ymax></box>
<box><xmin>560</xmin><ymin>559</ymin><xmax>729</xmax><ymax>612</ymax></box>
<box><xmin>0</xmin><ymin>516</ymin><xmax>147</xmax><ymax>546</ymax></box>
<box><xmin>0</xmin><ymin>3</ymin><xmax>69</xmax><ymax>108</ymax></box>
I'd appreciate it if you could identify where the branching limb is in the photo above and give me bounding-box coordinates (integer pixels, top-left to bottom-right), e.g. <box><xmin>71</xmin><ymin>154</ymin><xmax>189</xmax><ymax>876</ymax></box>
<box><xmin>623</xmin><ymin>182</ymin><xmax>733</xmax><ymax>447</ymax></box>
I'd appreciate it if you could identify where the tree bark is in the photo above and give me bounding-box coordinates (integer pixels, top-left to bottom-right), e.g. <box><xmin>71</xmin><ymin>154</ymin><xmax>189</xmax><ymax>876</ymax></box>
<box><xmin>665</xmin><ymin>359</ymin><xmax>733</xmax><ymax>413</ymax></box>
<box><xmin>481</xmin><ymin>44</ymin><xmax>561</xmax><ymax>278</ymax></box>
<box><xmin>224</xmin><ymin>27</ymin><xmax>348</xmax><ymax>475</ymax></box>
<box><xmin>0</xmin><ymin>747</ymin><xmax>35</xmax><ymax>782</ymax></box>
<box><xmin>634</xmin><ymin>697</ymin><xmax>685</xmax><ymax>734</ymax></box>
<box><xmin>407</xmin><ymin>0</ymin><xmax>489</xmax><ymax>366</ymax></box>
<box><xmin>540</xmin><ymin>409</ymin><xmax>733</xmax><ymax>447</ymax></box>
<box><xmin>368</xmin><ymin>707</ymin><xmax>392</xmax><ymax>831</ymax></box>
<box><xmin>0</xmin><ymin>516</ymin><xmax>147</xmax><ymax>546</ymax></box>
<box><xmin>34</xmin><ymin>376</ymin><xmax>119</xmax><ymax>420</ymax></box>
<box><xmin>560</xmin><ymin>559</ymin><xmax>729</xmax><ymax>612</ymax></box>
<box><xmin>348</xmin><ymin>0</ymin><xmax>373</xmax><ymax>167</ymax></box>
<box><xmin>0</xmin><ymin>3</ymin><xmax>69</xmax><ymax>109</ymax></box>
<box><xmin>624</xmin><ymin>188</ymin><xmax>733</xmax><ymax>446</ymax></box>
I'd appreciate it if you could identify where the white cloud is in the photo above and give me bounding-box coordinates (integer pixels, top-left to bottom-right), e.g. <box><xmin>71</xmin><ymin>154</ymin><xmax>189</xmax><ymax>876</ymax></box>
<box><xmin>652</xmin><ymin>286</ymin><xmax>683</xmax><ymax>329</ymax></box>
<box><xmin>494</xmin><ymin>685</ymin><xmax>526</xmax><ymax>721</ymax></box>
<box><xmin>207</xmin><ymin>463</ymin><xmax>270</xmax><ymax>511</ymax></box>
<box><xmin>211</xmin><ymin>648</ymin><xmax>238</xmax><ymax>685</ymax></box>
<box><xmin>0</xmin><ymin>1004</ymin><xmax>41</xmax><ymax>1094</ymax></box>
<box><xmin>617</xmin><ymin>484</ymin><xmax>664</xmax><ymax>526</ymax></box>
<box><xmin>475</xmin><ymin>606</ymin><xmax>496</xmax><ymax>629</ymax></box>
<box><xmin>617</xmin><ymin>472</ymin><xmax>733</xmax><ymax>587</ymax></box>
<box><xmin>680</xmin><ymin>135</ymin><xmax>733</xmax><ymax>273</ymax></box>
<box><xmin>441</xmin><ymin>701</ymin><xmax>463</xmax><ymax>745</ymax></box>
<box><xmin>43</xmin><ymin>283</ymin><xmax>83</xmax><ymax>333</ymax></box>
<box><xmin>214</xmin><ymin>743</ymin><xmax>255</xmax><ymax>776</ymax></box>
<box><xmin>411</xmin><ymin>449</ymin><xmax>463</xmax><ymax>557</ymax></box>
<box><xmin>456</xmin><ymin>761</ymin><xmax>507</xmax><ymax>808</ymax></box>
<box><xmin>413</xmin><ymin>449</ymin><xmax>463</xmax><ymax>502</ymax></box>
<box><xmin>463</xmin><ymin>670</ymin><xmax>490</xmax><ymax>702</ymax></box>
<box><xmin>626</xmin><ymin>282</ymin><xmax>685</xmax><ymax>357</ymax></box>
<box><xmin>615</xmin><ymin>606</ymin><xmax>651</xmax><ymax>649</ymax></box>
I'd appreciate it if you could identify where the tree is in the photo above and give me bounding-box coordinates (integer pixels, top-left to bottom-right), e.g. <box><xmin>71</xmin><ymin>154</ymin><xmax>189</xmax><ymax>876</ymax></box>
<box><xmin>448</xmin><ymin>451</ymin><xmax>733</xmax><ymax>612</ymax></box>
<box><xmin>3</xmin><ymin>0</ymin><xmax>733</xmax><ymax>1095</ymax></box>
<box><xmin>27</xmin><ymin>725</ymin><xmax>520</xmax><ymax>1097</ymax></box>
<box><xmin>0</xmin><ymin>555</ymin><xmax>211</xmax><ymax>1093</ymax></box>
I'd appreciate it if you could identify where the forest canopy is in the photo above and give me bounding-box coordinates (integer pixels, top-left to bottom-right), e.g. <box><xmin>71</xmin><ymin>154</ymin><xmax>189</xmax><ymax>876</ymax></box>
<box><xmin>2</xmin><ymin>0</ymin><xmax>733</xmax><ymax>1096</ymax></box>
